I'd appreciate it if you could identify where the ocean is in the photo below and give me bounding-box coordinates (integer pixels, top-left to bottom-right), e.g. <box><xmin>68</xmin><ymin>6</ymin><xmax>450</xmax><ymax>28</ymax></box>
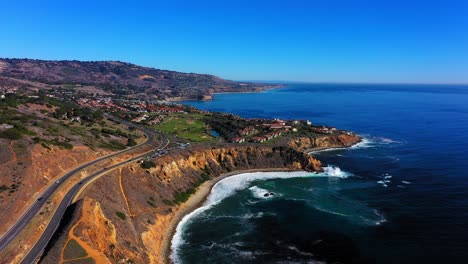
<box><xmin>173</xmin><ymin>83</ymin><xmax>468</xmax><ymax>263</ymax></box>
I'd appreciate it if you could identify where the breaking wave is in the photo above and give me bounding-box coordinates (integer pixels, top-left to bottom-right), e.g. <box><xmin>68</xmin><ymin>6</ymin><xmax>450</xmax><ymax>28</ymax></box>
<box><xmin>171</xmin><ymin>168</ymin><xmax>352</xmax><ymax>263</ymax></box>
<box><xmin>322</xmin><ymin>166</ymin><xmax>353</xmax><ymax>178</ymax></box>
<box><xmin>249</xmin><ymin>186</ymin><xmax>277</xmax><ymax>199</ymax></box>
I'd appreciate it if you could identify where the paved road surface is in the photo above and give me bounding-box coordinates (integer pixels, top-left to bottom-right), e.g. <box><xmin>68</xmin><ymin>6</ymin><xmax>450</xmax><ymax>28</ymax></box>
<box><xmin>0</xmin><ymin>115</ymin><xmax>168</xmax><ymax>263</ymax></box>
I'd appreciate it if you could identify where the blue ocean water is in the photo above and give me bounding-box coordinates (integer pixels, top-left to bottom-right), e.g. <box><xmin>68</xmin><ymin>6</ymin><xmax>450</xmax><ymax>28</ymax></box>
<box><xmin>175</xmin><ymin>84</ymin><xmax>468</xmax><ymax>263</ymax></box>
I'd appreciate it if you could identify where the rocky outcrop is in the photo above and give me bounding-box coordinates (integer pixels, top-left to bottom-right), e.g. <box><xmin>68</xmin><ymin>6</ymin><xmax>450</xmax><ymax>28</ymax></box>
<box><xmin>60</xmin><ymin>145</ymin><xmax>323</xmax><ymax>264</ymax></box>
<box><xmin>288</xmin><ymin>133</ymin><xmax>362</xmax><ymax>152</ymax></box>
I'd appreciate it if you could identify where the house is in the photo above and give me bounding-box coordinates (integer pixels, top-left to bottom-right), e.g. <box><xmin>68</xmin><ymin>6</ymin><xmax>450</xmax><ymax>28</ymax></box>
<box><xmin>239</xmin><ymin>127</ymin><xmax>256</xmax><ymax>136</ymax></box>
<box><xmin>231</xmin><ymin>137</ymin><xmax>245</xmax><ymax>143</ymax></box>
<box><xmin>252</xmin><ymin>136</ymin><xmax>266</xmax><ymax>143</ymax></box>
<box><xmin>71</xmin><ymin>116</ymin><xmax>81</xmax><ymax>123</ymax></box>
<box><xmin>131</xmin><ymin>114</ymin><xmax>148</xmax><ymax>123</ymax></box>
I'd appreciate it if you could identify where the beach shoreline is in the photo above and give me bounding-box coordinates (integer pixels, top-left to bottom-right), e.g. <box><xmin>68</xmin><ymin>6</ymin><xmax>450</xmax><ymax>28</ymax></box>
<box><xmin>161</xmin><ymin>167</ymin><xmax>301</xmax><ymax>264</ymax></box>
<box><xmin>161</xmin><ymin>137</ymin><xmax>365</xmax><ymax>264</ymax></box>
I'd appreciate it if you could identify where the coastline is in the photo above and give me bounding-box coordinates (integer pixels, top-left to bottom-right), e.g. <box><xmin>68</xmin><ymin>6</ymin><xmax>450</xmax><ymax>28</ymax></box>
<box><xmin>161</xmin><ymin>137</ymin><xmax>364</xmax><ymax>264</ymax></box>
<box><xmin>165</xmin><ymin>85</ymin><xmax>285</xmax><ymax>102</ymax></box>
<box><xmin>161</xmin><ymin>167</ymin><xmax>300</xmax><ymax>264</ymax></box>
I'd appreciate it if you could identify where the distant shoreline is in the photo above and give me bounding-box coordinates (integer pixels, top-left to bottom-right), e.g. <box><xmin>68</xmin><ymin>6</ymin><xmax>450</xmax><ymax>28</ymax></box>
<box><xmin>166</xmin><ymin>84</ymin><xmax>285</xmax><ymax>102</ymax></box>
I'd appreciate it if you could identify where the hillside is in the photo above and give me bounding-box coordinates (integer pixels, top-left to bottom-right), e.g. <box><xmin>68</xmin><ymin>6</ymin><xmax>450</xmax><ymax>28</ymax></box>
<box><xmin>0</xmin><ymin>59</ymin><xmax>275</xmax><ymax>99</ymax></box>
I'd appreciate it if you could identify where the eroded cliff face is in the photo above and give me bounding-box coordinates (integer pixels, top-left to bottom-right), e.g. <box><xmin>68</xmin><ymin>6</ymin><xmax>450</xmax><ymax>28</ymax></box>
<box><xmin>58</xmin><ymin>145</ymin><xmax>323</xmax><ymax>264</ymax></box>
<box><xmin>288</xmin><ymin>133</ymin><xmax>362</xmax><ymax>152</ymax></box>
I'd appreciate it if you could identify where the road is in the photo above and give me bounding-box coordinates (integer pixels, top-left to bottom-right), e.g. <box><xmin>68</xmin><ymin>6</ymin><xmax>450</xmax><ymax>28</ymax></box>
<box><xmin>0</xmin><ymin>115</ymin><xmax>169</xmax><ymax>263</ymax></box>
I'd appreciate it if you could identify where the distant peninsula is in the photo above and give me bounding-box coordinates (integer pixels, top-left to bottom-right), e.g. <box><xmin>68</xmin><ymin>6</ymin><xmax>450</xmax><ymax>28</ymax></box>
<box><xmin>0</xmin><ymin>58</ymin><xmax>281</xmax><ymax>101</ymax></box>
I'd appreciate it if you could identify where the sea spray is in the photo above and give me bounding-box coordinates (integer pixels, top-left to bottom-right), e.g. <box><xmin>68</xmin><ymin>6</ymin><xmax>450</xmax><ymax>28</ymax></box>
<box><xmin>322</xmin><ymin>166</ymin><xmax>352</xmax><ymax>178</ymax></box>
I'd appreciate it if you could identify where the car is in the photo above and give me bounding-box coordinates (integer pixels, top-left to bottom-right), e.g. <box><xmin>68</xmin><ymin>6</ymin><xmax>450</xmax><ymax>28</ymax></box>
<box><xmin>37</xmin><ymin>197</ymin><xmax>43</xmax><ymax>201</ymax></box>
<box><xmin>55</xmin><ymin>180</ymin><xmax>60</xmax><ymax>184</ymax></box>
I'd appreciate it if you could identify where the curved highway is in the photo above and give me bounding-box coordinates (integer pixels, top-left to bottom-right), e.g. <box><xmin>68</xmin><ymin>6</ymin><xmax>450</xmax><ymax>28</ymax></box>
<box><xmin>0</xmin><ymin>115</ymin><xmax>168</xmax><ymax>263</ymax></box>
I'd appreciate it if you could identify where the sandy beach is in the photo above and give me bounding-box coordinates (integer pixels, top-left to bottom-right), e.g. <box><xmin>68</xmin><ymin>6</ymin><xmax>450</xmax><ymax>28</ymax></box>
<box><xmin>161</xmin><ymin>168</ymin><xmax>301</xmax><ymax>264</ymax></box>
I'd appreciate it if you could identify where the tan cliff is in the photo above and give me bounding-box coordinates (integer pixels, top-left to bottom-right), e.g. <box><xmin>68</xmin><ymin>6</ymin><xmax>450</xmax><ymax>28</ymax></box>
<box><xmin>288</xmin><ymin>133</ymin><xmax>362</xmax><ymax>152</ymax></box>
<box><xmin>40</xmin><ymin>145</ymin><xmax>324</xmax><ymax>264</ymax></box>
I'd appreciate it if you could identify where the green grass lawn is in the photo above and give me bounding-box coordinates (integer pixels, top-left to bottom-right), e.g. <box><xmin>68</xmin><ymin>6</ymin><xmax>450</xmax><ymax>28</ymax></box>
<box><xmin>155</xmin><ymin>113</ymin><xmax>215</xmax><ymax>142</ymax></box>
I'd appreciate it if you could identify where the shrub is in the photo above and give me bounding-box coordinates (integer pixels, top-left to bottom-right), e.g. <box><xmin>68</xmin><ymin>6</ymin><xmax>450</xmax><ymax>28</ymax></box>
<box><xmin>127</xmin><ymin>137</ymin><xmax>137</xmax><ymax>146</ymax></box>
<box><xmin>140</xmin><ymin>160</ymin><xmax>156</xmax><ymax>169</ymax></box>
<box><xmin>0</xmin><ymin>128</ymin><xmax>23</xmax><ymax>140</ymax></box>
<box><xmin>116</xmin><ymin>211</ymin><xmax>126</xmax><ymax>220</ymax></box>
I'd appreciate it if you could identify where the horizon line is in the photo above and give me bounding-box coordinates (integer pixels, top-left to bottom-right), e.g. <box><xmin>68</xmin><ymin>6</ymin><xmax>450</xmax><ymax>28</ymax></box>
<box><xmin>2</xmin><ymin>57</ymin><xmax>467</xmax><ymax>86</ymax></box>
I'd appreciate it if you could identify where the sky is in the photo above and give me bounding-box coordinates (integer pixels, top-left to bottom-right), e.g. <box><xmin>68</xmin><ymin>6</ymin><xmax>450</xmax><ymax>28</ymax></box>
<box><xmin>1</xmin><ymin>0</ymin><xmax>468</xmax><ymax>84</ymax></box>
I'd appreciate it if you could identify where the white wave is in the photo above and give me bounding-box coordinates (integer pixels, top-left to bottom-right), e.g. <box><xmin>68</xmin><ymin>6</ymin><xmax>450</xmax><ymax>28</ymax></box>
<box><xmin>350</xmin><ymin>136</ymin><xmax>374</xmax><ymax>149</ymax></box>
<box><xmin>378</xmin><ymin>137</ymin><xmax>402</xmax><ymax>144</ymax></box>
<box><xmin>351</xmin><ymin>135</ymin><xmax>404</xmax><ymax>150</ymax></box>
<box><xmin>171</xmin><ymin>171</ymin><xmax>308</xmax><ymax>263</ymax></box>
<box><xmin>373</xmin><ymin>209</ymin><xmax>388</xmax><ymax>225</ymax></box>
<box><xmin>377</xmin><ymin>181</ymin><xmax>388</xmax><ymax>187</ymax></box>
<box><xmin>401</xmin><ymin>181</ymin><xmax>411</xmax><ymax>184</ymax></box>
<box><xmin>313</xmin><ymin>206</ymin><xmax>348</xmax><ymax>217</ymax></box>
<box><xmin>322</xmin><ymin>166</ymin><xmax>352</xmax><ymax>178</ymax></box>
<box><xmin>171</xmin><ymin>168</ymin><xmax>353</xmax><ymax>263</ymax></box>
<box><xmin>287</xmin><ymin>245</ymin><xmax>315</xmax><ymax>257</ymax></box>
<box><xmin>249</xmin><ymin>186</ymin><xmax>277</xmax><ymax>199</ymax></box>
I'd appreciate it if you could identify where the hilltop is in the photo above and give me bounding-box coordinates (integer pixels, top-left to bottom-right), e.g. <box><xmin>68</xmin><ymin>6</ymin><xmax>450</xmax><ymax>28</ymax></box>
<box><xmin>0</xmin><ymin>58</ymin><xmax>277</xmax><ymax>100</ymax></box>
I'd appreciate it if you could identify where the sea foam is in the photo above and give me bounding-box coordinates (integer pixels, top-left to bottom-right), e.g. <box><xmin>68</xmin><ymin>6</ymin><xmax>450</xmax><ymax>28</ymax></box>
<box><xmin>322</xmin><ymin>165</ymin><xmax>352</xmax><ymax>178</ymax></box>
<box><xmin>170</xmin><ymin>168</ymin><xmax>351</xmax><ymax>263</ymax></box>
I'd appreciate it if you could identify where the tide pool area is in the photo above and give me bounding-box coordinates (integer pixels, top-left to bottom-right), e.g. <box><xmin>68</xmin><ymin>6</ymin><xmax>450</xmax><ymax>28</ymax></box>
<box><xmin>174</xmin><ymin>83</ymin><xmax>468</xmax><ymax>263</ymax></box>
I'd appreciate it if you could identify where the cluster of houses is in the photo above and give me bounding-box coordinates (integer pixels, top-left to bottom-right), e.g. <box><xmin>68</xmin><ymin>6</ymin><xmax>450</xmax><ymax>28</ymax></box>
<box><xmin>146</xmin><ymin>104</ymin><xmax>185</xmax><ymax>114</ymax></box>
<box><xmin>230</xmin><ymin>118</ymin><xmax>307</xmax><ymax>144</ymax></box>
<box><xmin>229</xmin><ymin>117</ymin><xmax>342</xmax><ymax>144</ymax></box>
<box><xmin>77</xmin><ymin>96</ymin><xmax>188</xmax><ymax>116</ymax></box>
<box><xmin>251</xmin><ymin>130</ymin><xmax>283</xmax><ymax>143</ymax></box>
<box><xmin>77</xmin><ymin>98</ymin><xmax>128</xmax><ymax>112</ymax></box>
<box><xmin>239</xmin><ymin>127</ymin><xmax>256</xmax><ymax>136</ymax></box>
<box><xmin>310</xmin><ymin>126</ymin><xmax>337</xmax><ymax>134</ymax></box>
<box><xmin>232</xmin><ymin>129</ymin><xmax>283</xmax><ymax>144</ymax></box>
<box><xmin>0</xmin><ymin>86</ymin><xmax>18</xmax><ymax>95</ymax></box>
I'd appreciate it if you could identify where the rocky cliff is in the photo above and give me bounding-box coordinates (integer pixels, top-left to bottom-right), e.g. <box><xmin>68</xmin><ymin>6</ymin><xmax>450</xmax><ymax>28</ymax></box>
<box><xmin>288</xmin><ymin>133</ymin><xmax>362</xmax><ymax>152</ymax></box>
<box><xmin>40</xmin><ymin>145</ymin><xmax>323</xmax><ymax>264</ymax></box>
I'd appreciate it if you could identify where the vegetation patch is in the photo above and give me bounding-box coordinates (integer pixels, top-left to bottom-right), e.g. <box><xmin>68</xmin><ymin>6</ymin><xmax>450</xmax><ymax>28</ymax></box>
<box><xmin>63</xmin><ymin>239</ymin><xmax>88</xmax><ymax>260</ymax></box>
<box><xmin>116</xmin><ymin>211</ymin><xmax>126</xmax><ymax>220</ymax></box>
<box><xmin>140</xmin><ymin>160</ymin><xmax>156</xmax><ymax>169</ymax></box>
<box><xmin>99</xmin><ymin>139</ymin><xmax>126</xmax><ymax>150</ymax></box>
<box><xmin>173</xmin><ymin>188</ymin><xmax>197</xmax><ymax>204</ymax></box>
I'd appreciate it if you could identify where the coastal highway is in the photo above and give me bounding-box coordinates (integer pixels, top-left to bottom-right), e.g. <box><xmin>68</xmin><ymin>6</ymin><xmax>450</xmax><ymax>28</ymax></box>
<box><xmin>0</xmin><ymin>116</ymin><xmax>169</xmax><ymax>263</ymax></box>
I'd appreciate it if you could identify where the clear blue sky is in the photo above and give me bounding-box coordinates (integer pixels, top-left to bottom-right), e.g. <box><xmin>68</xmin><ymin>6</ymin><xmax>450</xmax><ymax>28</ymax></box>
<box><xmin>1</xmin><ymin>0</ymin><xmax>468</xmax><ymax>83</ymax></box>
